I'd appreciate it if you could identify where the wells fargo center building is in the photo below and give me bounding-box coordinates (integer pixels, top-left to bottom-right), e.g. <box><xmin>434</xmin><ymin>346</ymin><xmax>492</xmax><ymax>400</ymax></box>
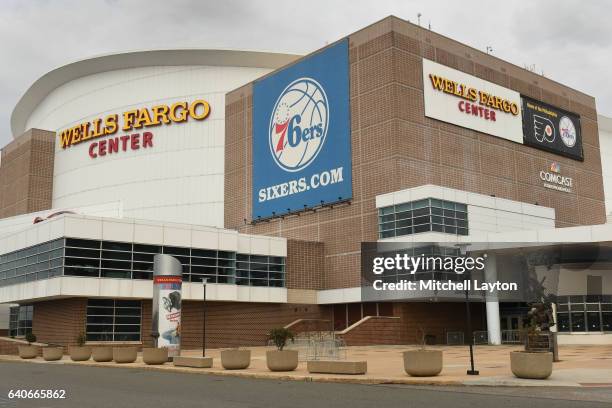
<box><xmin>1</xmin><ymin>16</ymin><xmax>611</xmax><ymax>349</ymax></box>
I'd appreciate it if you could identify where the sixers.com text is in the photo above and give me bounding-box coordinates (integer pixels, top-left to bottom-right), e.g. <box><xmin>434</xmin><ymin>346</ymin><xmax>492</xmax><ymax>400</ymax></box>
<box><xmin>258</xmin><ymin>167</ymin><xmax>344</xmax><ymax>203</ymax></box>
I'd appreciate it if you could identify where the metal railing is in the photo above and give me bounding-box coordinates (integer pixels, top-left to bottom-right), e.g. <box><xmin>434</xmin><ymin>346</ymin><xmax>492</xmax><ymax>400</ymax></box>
<box><xmin>279</xmin><ymin>331</ymin><xmax>347</xmax><ymax>361</ymax></box>
<box><xmin>446</xmin><ymin>331</ymin><xmax>464</xmax><ymax>345</ymax></box>
<box><xmin>501</xmin><ymin>330</ymin><xmax>524</xmax><ymax>344</ymax></box>
<box><xmin>473</xmin><ymin>331</ymin><xmax>488</xmax><ymax>345</ymax></box>
<box><xmin>446</xmin><ymin>330</ymin><xmax>531</xmax><ymax>345</ymax></box>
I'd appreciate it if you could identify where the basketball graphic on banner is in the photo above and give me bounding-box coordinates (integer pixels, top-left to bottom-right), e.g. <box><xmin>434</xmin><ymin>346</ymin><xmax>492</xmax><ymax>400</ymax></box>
<box><xmin>268</xmin><ymin>78</ymin><xmax>329</xmax><ymax>172</ymax></box>
<box><xmin>559</xmin><ymin>116</ymin><xmax>577</xmax><ymax>147</ymax></box>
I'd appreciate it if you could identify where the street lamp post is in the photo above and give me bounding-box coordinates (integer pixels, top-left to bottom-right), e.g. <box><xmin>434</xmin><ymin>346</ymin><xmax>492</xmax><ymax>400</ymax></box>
<box><xmin>456</xmin><ymin>243</ymin><xmax>479</xmax><ymax>375</ymax></box>
<box><xmin>464</xmin><ymin>282</ymin><xmax>479</xmax><ymax>375</ymax></box>
<box><xmin>202</xmin><ymin>278</ymin><xmax>208</xmax><ymax>357</ymax></box>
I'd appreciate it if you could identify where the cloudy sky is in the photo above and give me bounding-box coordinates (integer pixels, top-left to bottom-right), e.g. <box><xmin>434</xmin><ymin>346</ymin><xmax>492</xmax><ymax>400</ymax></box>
<box><xmin>1</xmin><ymin>0</ymin><xmax>610</xmax><ymax>146</ymax></box>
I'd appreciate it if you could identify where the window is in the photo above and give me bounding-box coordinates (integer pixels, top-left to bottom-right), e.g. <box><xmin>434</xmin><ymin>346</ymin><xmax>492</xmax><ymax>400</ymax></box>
<box><xmin>1</xmin><ymin>238</ymin><xmax>285</xmax><ymax>288</ymax></box>
<box><xmin>9</xmin><ymin>305</ymin><xmax>33</xmax><ymax>337</ymax></box>
<box><xmin>236</xmin><ymin>254</ymin><xmax>285</xmax><ymax>287</ymax></box>
<box><xmin>0</xmin><ymin>239</ymin><xmax>63</xmax><ymax>287</ymax></box>
<box><xmin>378</xmin><ymin>199</ymin><xmax>468</xmax><ymax>239</ymax></box>
<box><xmin>86</xmin><ymin>299</ymin><xmax>142</xmax><ymax>342</ymax></box>
<box><xmin>556</xmin><ymin>295</ymin><xmax>612</xmax><ymax>333</ymax></box>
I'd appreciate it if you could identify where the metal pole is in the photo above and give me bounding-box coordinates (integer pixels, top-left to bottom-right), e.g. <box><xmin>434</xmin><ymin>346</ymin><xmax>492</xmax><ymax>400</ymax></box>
<box><xmin>465</xmin><ymin>285</ymin><xmax>479</xmax><ymax>375</ymax></box>
<box><xmin>202</xmin><ymin>278</ymin><xmax>207</xmax><ymax>357</ymax></box>
<box><xmin>456</xmin><ymin>243</ymin><xmax>478</xmax><ymax>376</ymax></box>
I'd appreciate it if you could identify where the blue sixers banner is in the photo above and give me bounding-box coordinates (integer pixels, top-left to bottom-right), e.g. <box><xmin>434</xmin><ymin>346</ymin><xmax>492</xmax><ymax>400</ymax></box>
<box><xmin>252</xmin><ymin>40</ymin><xmax>351</xmax><ymax>219</ymax></box>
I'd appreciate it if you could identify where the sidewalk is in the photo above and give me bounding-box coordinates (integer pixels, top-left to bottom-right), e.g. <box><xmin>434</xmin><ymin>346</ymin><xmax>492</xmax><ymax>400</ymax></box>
<box><xmin>2</xmin><ymin>345</ymin><xmax>611</xmax><ymax>387</ymax></box>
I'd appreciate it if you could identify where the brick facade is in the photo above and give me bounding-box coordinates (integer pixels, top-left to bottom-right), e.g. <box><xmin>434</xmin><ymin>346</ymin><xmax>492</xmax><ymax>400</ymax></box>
<box><xmin>286</xmin><ymin>239</ymin><xmax>324</xmax><ymax>290</ymax></box>
<box><xmin>141</xmin><ymin>300</ymin><xmax>332</xmax><ymax>349</ymax></box>
<box><xmin>394</xmin><ymin>302</ymin><xmax>485</xmax><ymax>344</ymax></box>
<box><xmin>335</xmin><ymin>303</ymin><xmax>485</xmax><ymax>346</ymax></box>
<box><xmin>19</xmin><ymin>297</ymin><xmax>482</xmax><ymax>349</ymax></box>
<box><xmin>337</xmin><ymin>316</ymin><xmax>403</xmax><ymax>346</ymax></box>
<box><xmin>0</xmin><ymin>338</ymin><xmax>20</xmax><ymax>355</ymax></box>
<box><xmin>32</xmin><ymin>298</ymin><xmax>87</xmax><ymax>347</ymax></box>
<box><xmin>0</xmin><ymin>128</ymin><xmax>55</xmax><ymax>218</ymax></box>
<box><xmin>224</xmin><ymin>16</ymin><xmax>605</xmax><ymax>292</ymax></box>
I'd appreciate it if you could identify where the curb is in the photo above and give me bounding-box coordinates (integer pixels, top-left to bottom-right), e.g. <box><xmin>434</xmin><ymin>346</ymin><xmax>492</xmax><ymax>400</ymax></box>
<box><xmin>0</xmin><ymin>356</ymin><xmax>585</xmax><ymax>388</ymax></box>
<box><xmin>0</xmin><ymin>356</ymin><xmax>464</xmax><ymax>386</ymax></box>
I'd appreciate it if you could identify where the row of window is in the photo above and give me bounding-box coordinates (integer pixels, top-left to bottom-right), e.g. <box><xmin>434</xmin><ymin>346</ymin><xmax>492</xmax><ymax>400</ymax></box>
<box><xmin>556</xmin><ymin>295</ymin><xmax>612</xmax><ymax>333</ymax></box>
<box><xmin>0</xmin><ymin>238</ymin><xmax>286</xmax><ymax>288</ymax></box>
<box><xmin>378</xmin><ymin>199</ymin><xmax>468</xmax><ymax>238</ymax></box>
<box><xmin>0</xmin><ymin>239</ymin><xmax>64</xmax><ymax>287</ymax></box>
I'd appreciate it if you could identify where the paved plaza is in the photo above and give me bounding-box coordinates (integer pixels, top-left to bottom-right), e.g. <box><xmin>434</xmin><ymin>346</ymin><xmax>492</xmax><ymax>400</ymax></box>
<box><xmin>2</xmin><ymin>344</ymin><xmax>611</xmax><ymax>387</ymax></box>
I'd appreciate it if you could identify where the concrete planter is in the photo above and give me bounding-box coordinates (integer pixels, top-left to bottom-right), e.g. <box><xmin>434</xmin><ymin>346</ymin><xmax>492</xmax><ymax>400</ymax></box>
<box><xmin>173</xmin><ymin>356</ymin><xmax>213</xmax><ymax>368</ymax></box>
<box><xmin>403</xmin><ymin>349</ymin><xmax>443</xmax><ymax>377</ymax></box>
<box><xmin>92</xmin><ymin>347</ymin><xmax>113</xmax><ymax>362</ymax></box>
<box><xmin>42</xmin><ymin>347</ymin><xmax>64</xmax><ymax>361</ymax></box>
<box><xmin>112</xmin><ymin>347</ymin><xmax>138</xmax><ymax>363</ymax></box>
<box><xmin>266</xmin><ymin>350</ymin><xmax>298</xmax><ymax>372</ymax></box>
<box><xmin>510</xmin><ymin>351</ymin><xmax>553</xmax><ymax>379</ymax></box>
<box><xmin>142</xmin><ymin>347</ymin><xmax>168</xmax><ymax>365</ymax></box>
<box><xmin>220</xmin><ymin>349</ymin><xmax>251</xmax><ymax>370</ymax></box>
<box><xmin>18</xmin><ymin>345</ymin><xmax>39</xmax><ymax>359</ymax></box>
<box><xmin>68</xmin><ymin>346</ymin><xmax>91</xmax><ymax>361</ymax></box>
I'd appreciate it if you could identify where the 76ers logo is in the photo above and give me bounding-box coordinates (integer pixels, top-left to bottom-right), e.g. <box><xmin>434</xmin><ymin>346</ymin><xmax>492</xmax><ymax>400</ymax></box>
<box><xmin>269</xmin><ymin>78</ymin><xmax>329</xmax><ymax>172</ymax></box>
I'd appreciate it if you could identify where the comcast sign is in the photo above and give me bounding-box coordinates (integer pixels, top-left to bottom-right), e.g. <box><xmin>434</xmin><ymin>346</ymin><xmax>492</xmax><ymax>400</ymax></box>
<box><xmin>540</xmin><ymin>162</ymin><xmax>573</xmax><ymax>193</ymax></box>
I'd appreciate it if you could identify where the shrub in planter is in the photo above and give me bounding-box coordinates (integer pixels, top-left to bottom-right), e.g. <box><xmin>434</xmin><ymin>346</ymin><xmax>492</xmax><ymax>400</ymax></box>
<box><xmin>266</xmin><ymin>328</ymin><xmax>298</xmax><ymax>372</ymax></box>
<box><xmin>42</xmin><ymin>345</ymin><xmax>64</xmax><ymax>361</ymax></box>
<box><xmin>403</xmin><ymin>328</ymin><xmax>443</xmax><ymax>377</ymax></box>
<box><xmin>220</xmin><ymin>348</ymin><xmax>251</xmax><ymax>370</ymax></box>
<box><xmin>509</xmin><ymin>262</ymin><xmax>556</xmax><ymax>379</ymax></box>
<box><xmin>18</xmin><ymin>333</ymin><xmax>39</xmax><ymax>359</ymax></box>
<box><xmin>69</xmin><ymin>333</ymin><xmax>91</xmax><ymax>361</ymax></box>
<box><xmin>25</xmin><ymin>332</ymin><xmax>36</xmax><ymax>344</ymax></box>
<box><xmin>142</xmin><ymin>347</ymin><xmax>169</xmax><ymax>365</ymax></box>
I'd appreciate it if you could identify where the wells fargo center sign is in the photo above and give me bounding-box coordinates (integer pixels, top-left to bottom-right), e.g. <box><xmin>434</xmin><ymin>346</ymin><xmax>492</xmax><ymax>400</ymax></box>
<box><xmin>57</xmin><ymin>99</ymin><xmax>211</xmax><ymax>158</ymax></box>
<box><xmin>422</xmin><ymin>58</ymin><xmax>523</xmax><ymax>144</ymax></box>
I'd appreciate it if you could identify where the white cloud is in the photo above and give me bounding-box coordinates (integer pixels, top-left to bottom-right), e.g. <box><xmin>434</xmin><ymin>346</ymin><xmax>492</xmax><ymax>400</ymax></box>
<box><xmin>1</xmin><ymin>0</ymin><xmax>611</xmax><ymax>147</ymax></box>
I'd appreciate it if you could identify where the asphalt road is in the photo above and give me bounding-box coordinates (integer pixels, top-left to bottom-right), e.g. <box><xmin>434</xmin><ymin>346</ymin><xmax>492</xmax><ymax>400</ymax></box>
<box><xmin>0</xmin><ymin>361</ymin><xmax>611</xmax><ymax>408</ymax></box>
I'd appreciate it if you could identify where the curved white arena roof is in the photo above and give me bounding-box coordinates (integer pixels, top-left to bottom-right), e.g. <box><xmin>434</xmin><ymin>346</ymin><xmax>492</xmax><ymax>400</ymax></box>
<box><xmin>11</xmin><ymin>48</ymin><xmax>300</xmax><ymax>137</ymax></box>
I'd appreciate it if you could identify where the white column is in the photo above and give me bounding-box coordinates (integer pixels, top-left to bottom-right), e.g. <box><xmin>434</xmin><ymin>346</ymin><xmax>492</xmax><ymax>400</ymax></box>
<box><xmin>485</xmin><ymin>253</ymin><xmax>501</xmax><ymax>345</ymax></box>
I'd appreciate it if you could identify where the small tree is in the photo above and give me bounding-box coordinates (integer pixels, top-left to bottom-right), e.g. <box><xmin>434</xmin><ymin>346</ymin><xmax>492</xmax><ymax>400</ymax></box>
<box><xmin>76</xmin><ymin>332</ymin><xmax>87</xmax><ymax>347</ymax></box>
<box><xmin>267</xmin><ymin>328</ymin><xmax>294</xmax><ymax>351</ymax></box>
<box><xmin>417</xmin><ymin>327</ymin><xmax>427</xmax><ymax>350</ymax></box>
<box><xmin>521</xmin><ymin>250</ymin><xmax>558</xmax><ymax>352</ymax></box>
<box><xmin>25</xmin><ymin>332</ymin><xmax>36</xmax><ymax>345</ymax></box>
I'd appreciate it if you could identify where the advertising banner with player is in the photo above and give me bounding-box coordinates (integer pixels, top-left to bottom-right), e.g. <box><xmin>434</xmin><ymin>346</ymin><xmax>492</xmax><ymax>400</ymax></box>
<box><xmin>252</xmin><ymin>39</ymin><xmax>352</xmax><ymax>219</ymax></box>
<box><xmin>154</xmin><ymin>275</ymin><xmax>182</xmax><ymax>355</ymax></box>
<box><xmin>152</xmin><ymin>254</ymin><xmax>183</xmax><ymax>357</ymax></box>
<box><xmin>522</xmin><ymin>96</ymin><xmax>583</xmax><ymax>161</ymax></box>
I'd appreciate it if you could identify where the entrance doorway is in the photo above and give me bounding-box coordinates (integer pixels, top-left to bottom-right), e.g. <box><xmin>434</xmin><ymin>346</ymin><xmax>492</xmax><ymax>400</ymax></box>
<box><xmin>500</xmin><ymin>314</ymin><xmax>527</xmax><ymax>331</ymax></box>
<box><xmin>499</xmin><ymin>302</ymin><xmax>530</xmax><ymax>344</ymax></box>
